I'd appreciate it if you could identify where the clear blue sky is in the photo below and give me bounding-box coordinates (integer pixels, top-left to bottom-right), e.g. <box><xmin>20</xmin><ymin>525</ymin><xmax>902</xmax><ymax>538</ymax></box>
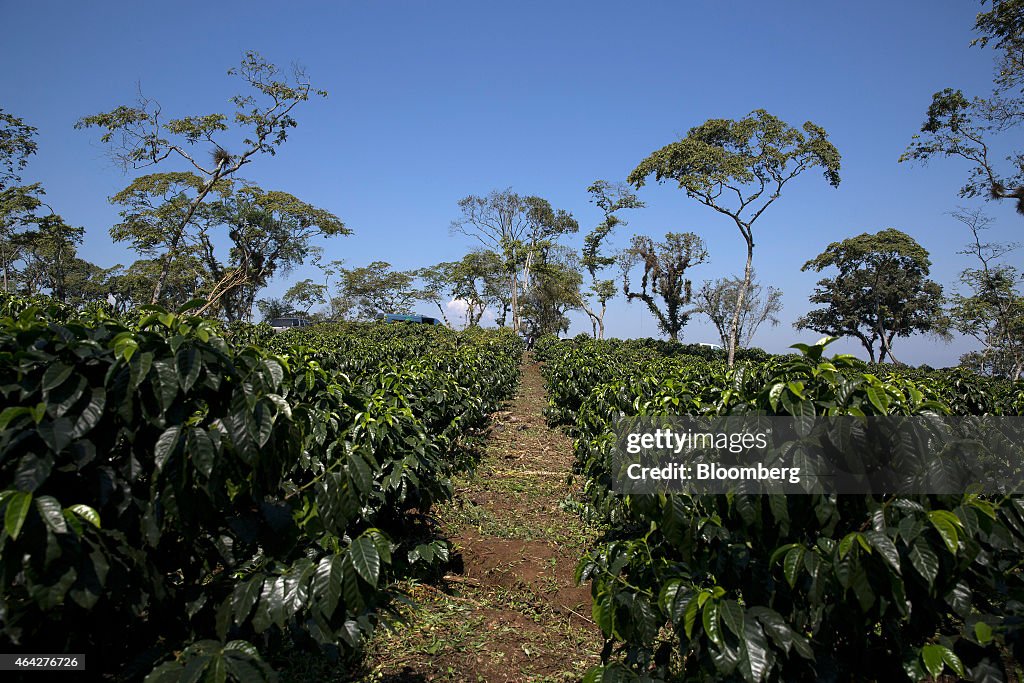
<box><xmin>3</xmin><ymin>0</ymin><xmax>1020</xmax><ymax>366</ymax></box>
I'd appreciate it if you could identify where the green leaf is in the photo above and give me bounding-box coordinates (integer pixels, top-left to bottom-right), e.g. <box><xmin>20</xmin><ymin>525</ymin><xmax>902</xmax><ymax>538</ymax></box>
<box><xmin>68</xmin><ymin>503</ymin><xmax>101</xmax><ymax>528</ymax></box>
<box><xmin>42</xmin><ymin>362</ymin><xmax>74</xmax><ymax>392</ymax></box>
<box><xmin>684</xmin><ymin>594</ymin><xmax>701</xmax><ymax>639</ymax></box>
<box><xmin>232</xmin><ymin>575</ymin><xmax>263</xmax><ymax>624</ymax></box>
<box><xmin>786</xmin><ymin>381</ymin><xmax>805</xmax><ymax>399</ymax></box>
<box><xmin>742</xmin><ymin>619</ymin><xmax>771</xmax><ymax>683</ymax></box>
<box><xmin>864</xmin><ymin>530</ymin><xmax>901</xmax><ymax>575</ymax></box>
<box><xmin>313</xmin><ymin>554</ymin><xmax>344</xmax><ymax>616</ymax></box>
<box><xmin>909</xmin><ymin>538</ymin><xmax>939</xmax><ymax>588</ymax></box>
<box><xmin>769</xmin><ymin>542</ymin><xmax>799</xmax><ymax>566</ymax></box>
<box><xmin>5</xmin><ymin>491</ymin><xmax>33</xmax><ymax>539</ymax></box>
<box><xmin>975</xmin><ymin>621</ymin><xmax>993</xmax><ymax>645</ymax></box>
<box><xmin>703</xmin><ymin>600</ymin><xmax>723</xmax><ymax>647</ymax></box>
<box><xmin>35</xmin><ymin>495</ymin><xmax>67</xmax><ymax>534</ymax></box>
<box><xmin>189</xmin><ymin>428</ymin><xmax>216</xmax><ymax>477</ymax></box>
<box><xmin>70</xmin><ymin>389</ymin><xmax>106</xmax><ymax>439</ymax></box>
<box><xmin>38</xmin><ymin>417</ymin><xmax>74</xmax><ymax>452</ymax></box>
<box><xmin>921</xmin><ymin>644</ymin><xmax>945</xmax><ymax>680</ymax></box>
<box><xmin>0</xmin><ymin>406</ymin><xmax>34</xmax><ymax>430</ymax></box>
<box><xmin>261</xmin><ymin>359</ymin><xmax>284</xmax><ymax>388</ymax></box>
<box><xmin>719</xmin><ymin>599</ymin><xmax>744</xmax><ymax>638</ymax></box>
<box><xmin>928</xmin><ymin>510</ymin><xmax>961</xmax><ymax>554</ymax></box>
<box><xmin>176</xmin><ymin>346</ymin><xmax>202</xmax><ymax>392</ymax></box>
<box><xmin>348</xmin><ymin>447</ymin><xmax>375</xmax><ymax>494</ymax></box>
<box><xmin>152</xmin><ymin>359</ymin><xmax>178</xmax><ymax>411</ymax></box>
<box><xmin>783</xmin><ymin>547</ymin><xmax>804</xmax><ymax>588</ymax></box>
<box><xmin>14</xmin><ymin>453</ymin><xmax>52</xmax><ymax>492</ymax></box>
<box><xmin>154</xmin><ymin>425</ymin><xmax>182</xmax><ymax>473</ymax></box>
<box><xmin>942</xmin><ymin>647</ymin><xmax>965</xmax><ymax>677</ymax></box>
<box><xmin>865</xmin><ymin>384</ymin><xmax>890</xmax><ymax>413</ymax></box>
<box><xmin>349</xmin><ymin>535</ymin><xmax>381</xmax><ymax>587</ymax></box>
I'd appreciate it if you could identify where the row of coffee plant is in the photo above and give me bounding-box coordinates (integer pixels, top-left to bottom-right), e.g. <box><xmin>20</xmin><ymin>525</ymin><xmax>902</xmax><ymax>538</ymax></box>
<box><xmin>0</xmin><ymin>293</ymin><xmax>522</xmax><ymax>681</ymax></box>
<box><xmin>540</xmin><ymin>336</ymin><xmax>1024</xmax><ymax>682</ymax></box>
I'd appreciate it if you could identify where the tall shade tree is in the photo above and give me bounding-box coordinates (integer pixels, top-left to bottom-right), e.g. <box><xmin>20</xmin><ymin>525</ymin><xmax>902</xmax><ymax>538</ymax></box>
<box><xmin>198</xmin><ymin>186</ymin><xmax>347</xmax><ymax>320</ymax></box>
<box><xmin>948</xmin><ymin>208</ymin><xmax>1024</xmax><ymax>379</ymax></box>
<box><xmin>521</xmin><ymin>196</ymin><xmax>579</xmax><ymax>291</ymax></box>
<box><xmin>627</xmin><ymin>109</ymin><xmax>841</xmax><ymax>364</ymax></box>
<box><xmin>255</xmin><ymin>296</ymin><xmax>293</xmax><ymax>322</ymax></box>
<box><xmin>901</xmin><ymin>1</ymin><xmax>1024</xmax><ymax>213</ymax></box>
<box><xmin>0</xmin><ymin>109</ymin><xmax>47</xmax><ymax>292</ymax></box>
<box><xmin>283</xmin><ymin>278</ymin><xmax>328</xmax><ymax>316</ymax></box>
<box><xmin>581</xmin><ymin>180</ymin><xmax>644</xmax><ymax>339</ymax></box>
<box><xmin>450</xmin><ymin>189</ymin><xmax>576</xmax><ymax>332</ymax></box>
<box><xmin>0</xmin><ymin>108</ymin><xmax>38</xmax><ymax>188</ymax></box>
<box><xmin>695</xmin><ymin>271</ymin><xmax>782</xmax><ymax>350</ymax></box>
<box><xmin>450</xmin><ymin>189</ymin><xmax>530</xmax><ymax>331</ymax></box>
<box><xmin>106</xmin><ymin>256</ymin><xmax>209</xmax><ymax>313</ymax></box>
<box><xmin>415</xmin><ymin>262</ymin><xmax>457</xmax><ymax>327</ymax></box>
<box><xmin>336</xmin><ymin>261</ymin><xmax>417</xmax><ymax>321</ymax></box>
<box><xmin>795</xmin><ymin>228</ymin><xmax>947</xmax><ymax>364</ymax></box>
<box><xmin>14</xmin><ymin>215</ymin><xmax>84</xmax><ymax>301</ymax></box>
<box><xmin>619</xmin><ymin>232</ymin><xmax>709</xmax><ymax>341</ymax></box>
<box><xmin>109</xmin><ymin>172</ymin><xmax>230</xmax><ymax>260</ymax></box>
<box><xmin>520</xmin><ymin>245</ymin><xmax>583</xmax><ymax>347</ymax></box>
<box><xmin>76</xmin><ymin>51</ymin><xmax>327</xmax><ymax>304</ymax></box>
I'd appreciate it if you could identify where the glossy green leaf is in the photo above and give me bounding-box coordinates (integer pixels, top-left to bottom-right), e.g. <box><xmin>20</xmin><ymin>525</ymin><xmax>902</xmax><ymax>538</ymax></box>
<box><xmin>67</xmin><ymin>504</ymin><xmax>101</xmax><ymax>529</ymax></box>
<box><xmin>349</xmin><ymin>535</ymin><xmax>381</xmax><ymax>587</ymax></box>
<box><xmin>4</xmin><ymin>491</ymin><xmax>33</xmax><ymax>539</ymax></box>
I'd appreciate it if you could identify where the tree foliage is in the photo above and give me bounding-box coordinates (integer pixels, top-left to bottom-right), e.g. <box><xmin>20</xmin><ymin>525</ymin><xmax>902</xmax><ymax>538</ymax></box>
<box><xmin>108</xmin><ymin>176</ymin><xmax>346</xmax><ymax>320</ymax></box>
<box><xmin>901</xmin><ymin>1</ymin><xmax>1024</xmax><ymax>212</ymax></box>
<box><xmin>282</xmin><ymin>278</ymin><xmax>328</xmax><ymax>316</ymax></box>
<box><xmin>628</xmin><ymin>110</ymin><xmax>841</xmax><ymax>364</ymax></box>
<box><xmin>619</xmin><ymin>232</ymin><xmax>708</xmax><ymax>341</ymax></box>
<box><xmin>77</xmin><ymin>51</ymin><xmax>328</xmax><ymax>303</ymax></box>
<box><xmin>199</xmin><ymin>186</ymin><xmax>347</xmax><ymax>320</ymax></box>
<box><xmin>580</xmin><ymin>180</ymin><xmax>643</xmax><ymax>339</ymax></box>
<box><xmin>0</xmin><ymin>108</ymin><xmax>38</xmax><ymax>189</ymax></box>
<box><xmin>450</xmin><ymin>189</ymin><xmax>577</xmax><ymax>332</ymax></box>
<box><xmin>948</xmin><ymin>208</ymin><xmax>1024</xmax><ymax>380</ymax></box>
<box><xmin>695</xmin><ymin>271</ymin><xmax>782</xmax><ymax>350</ymax></box>
<box><xmin>416</xmin><ymin>251</ymin><xmax>507</xmax><ymax>329</ymax></box>
<box><xmin>795</xmin><ymin>228</ymin><xmax>947</xmax><ymax>364</ymax></box>
<box><xmin>520</xmin><ymin>245</ymin><xmax>582</xmax><ymax>347</ymax></box>
<box><xmin>336</xmin><ymin>261</ymin><xmax>417</xmax><ymax>321</ymax></box>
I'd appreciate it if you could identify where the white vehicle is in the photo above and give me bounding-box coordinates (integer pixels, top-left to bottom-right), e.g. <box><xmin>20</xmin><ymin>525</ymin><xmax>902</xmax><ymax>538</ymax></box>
<box><xmin>697</xmin><ymin>342</ymin><xmax>722</xmax><ymax>350</ymax></box>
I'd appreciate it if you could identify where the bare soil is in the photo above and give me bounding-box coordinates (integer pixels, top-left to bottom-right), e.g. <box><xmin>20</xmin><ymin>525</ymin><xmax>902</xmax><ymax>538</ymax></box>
<box><xmin>341</xmin><ymin>355</ymin><xmax>604</xmax><ymax>682</ymax></box>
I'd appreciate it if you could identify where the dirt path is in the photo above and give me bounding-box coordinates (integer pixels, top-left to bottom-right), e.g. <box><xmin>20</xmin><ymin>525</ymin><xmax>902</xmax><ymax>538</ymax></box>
<box><xmin>347</xmin><ymin>355</ymin><xmax>603</xmax><ymax>682</ymax></box>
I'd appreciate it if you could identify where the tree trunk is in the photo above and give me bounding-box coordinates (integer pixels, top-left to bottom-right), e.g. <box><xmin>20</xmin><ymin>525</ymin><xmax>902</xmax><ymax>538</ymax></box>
<box><xmin>509</xmin><ymin>269</ymin><xmax>520</xmax><ymax>332</ymax></box>
<box><xmin>879</xmin><ymin>330</ymin><xmax>899</xmax><ymax>364</ymax></box>
<box><xmin>727</xmin><ymin>230</ymin><xmax>754</xmax><ymax>366</ymax></box>
<box><xmin>859</xmin><ymin>338</ymin><xmax>877</xmax><ymax>364</ymax></box>
<box><xmin>434</xmin><ymin>300</ymin><xmax>453</xmax><ymax>328</ymax></box>
<box><xmin>150</xmin><ymin>159</ymin><xmax>227</xmax><ymax>305</ymax></box>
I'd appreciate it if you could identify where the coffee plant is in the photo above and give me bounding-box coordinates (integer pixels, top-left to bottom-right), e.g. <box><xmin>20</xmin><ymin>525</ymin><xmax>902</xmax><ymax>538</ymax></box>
<box><xmin>0</xmin><ymin>293</ymin><xmax>522</xmax><ymax>681</ymax></box>
<box><xmin>542</xmin><ymin>336</ymin><xmax>1024</xmax><ymax>682</ymax></box>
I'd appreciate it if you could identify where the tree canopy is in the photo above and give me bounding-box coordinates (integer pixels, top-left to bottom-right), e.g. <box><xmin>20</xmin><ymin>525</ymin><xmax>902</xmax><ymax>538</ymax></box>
<box><xmin>619</xmin><ymin>231</ymin><xmax>708</xmax><ymax>341</ymax></box>
<box><xmin>77</xmin><ymin>51</ymin><xmax>329</xmax><ymax>304</ymax></box>
<box><xmin>694</xmin><ymin>271</ymin><xmax>782</xmax><ymax>350</ymax></box>
<box><xmin>628</xmin><ymin>109</ymin><xmax>840</xmax><ymax>362</ymax></box>
<box><xmin>948</xmin><ymin>208</ymin><xmax>1024</xmax><ymax>379</ymax></box>
<box><xmin>580</xmin><ymin>180</ymin><xmax>643</xmax><ymax>339</ymax></box>
<box><xmin>901</xmin><ymin>1</ymin><xmax>1024</xmax><ymax>213</ymax></box>
<box><xmin>796</xmin><ymin>228</ymin><xmax>947</xmax><ymax>363</ymax></box>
